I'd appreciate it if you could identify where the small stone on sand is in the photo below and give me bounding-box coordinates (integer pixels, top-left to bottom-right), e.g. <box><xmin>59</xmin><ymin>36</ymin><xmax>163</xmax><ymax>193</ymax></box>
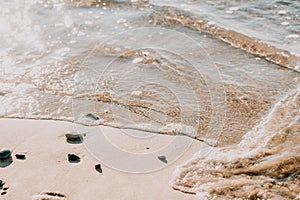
<box><xmin>85</xmin><ymin>113</ymin><xmax>99</xmax><ymax>120</ymax></box>
<box><xmin>158</xmin><ymin>155</ymin><xmax>167</xmax><ymax>164</ymax></box>
<box><xmin>15</xmin><ymin>154</ymin><xmax>26</xmax><ymax>160</ymax></box>
<box><xmin>0</xmin><ymin>149</ymin><xmax>11</xmax><ymax>160</ymax></box>
<box><xmin>68</xmin><ymin>154</ymin><xmax>80</xmax><ymax>162</ymax></box>
<box><xmin>65</xmin><ymin>133</ymin><xmax>83</xmax><ymax>141</ymax></box>
<box><xmin>95</xmin><ymin>164</ymin><xmax>102</xmax><ymax>173</ymax></box>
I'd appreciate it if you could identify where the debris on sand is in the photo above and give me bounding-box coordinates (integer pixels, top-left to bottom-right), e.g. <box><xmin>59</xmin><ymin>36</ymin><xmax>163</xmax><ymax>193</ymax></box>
<box><xmin>0</xmin><ymin>149</ymin><xmax>12</xmax><ymax>160</ymax></box>
<box><xmin>95</xmin><ymin>164</ymin><xmax>103</xmax><ymax>173</ymax></box>
<box><xmin>15</xmin><ymin>153</ymin><xmax>26</xmax><ymax>160</ymax></box>
<box><xmin>85</xmin><ymin>113</ymin><xmax>99</xmax><ymax>120</ymax></box>
<box><xmin>68</xmin><ymin>154</ymin><xmax>80</xmax><ymax>163</ymax></box>
<box><xmin>65</xmin><ymin>133</ymin><xmax>83</xmax><ymax>143</ymax></box>
<box><xmin>158</xmin><ymin>155</ymin><xmax>167</xmax><ymax>164</ymax></box>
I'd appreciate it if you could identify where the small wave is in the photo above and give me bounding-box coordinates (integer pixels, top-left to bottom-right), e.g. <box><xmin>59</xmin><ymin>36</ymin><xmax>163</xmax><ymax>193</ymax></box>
<box><xmin>148</xmin><ymin>6</ymin><xmax>300</xmax><ymax>72</ymax></box>
<box><xmin>172</xmin><ymin>85</ymin><xmax>300</xmax><ymax>199</ymax></box>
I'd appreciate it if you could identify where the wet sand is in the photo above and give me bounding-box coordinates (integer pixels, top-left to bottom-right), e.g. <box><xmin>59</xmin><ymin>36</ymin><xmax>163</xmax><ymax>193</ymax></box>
<box><xmin>0</xmin><ymin>118</ymin><xmax>203</xmax><ymax>200</ymax></box>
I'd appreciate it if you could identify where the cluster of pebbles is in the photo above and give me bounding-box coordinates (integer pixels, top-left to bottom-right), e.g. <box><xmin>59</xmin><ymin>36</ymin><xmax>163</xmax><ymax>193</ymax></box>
<box><xmin>0</xmin><ymin>180</ymin><xmax>9</xmax><ymax>196</ymax></box>
<box><xmin>65</xmin><ymin>132</ymin><xmax>168</xmax><ymax>167</ymax></box>
<box><xmin>1</xmin><ymin>130</ymin><xmax>168</xmax><ymax>198</ymax></box>
<box><xmin>0</xmin><ymin>148</ymin><xmax>26</xmax><ymax>166</ymax></box>
<box><xmin>0</xmin><ymin>133</ymin><xmax>102</xmax><ymax>173</ymax></box>
<box><xmin>65</xmin><ymin>132</ymin><xmax>103</xmax><ymax>173</ymax></box>
<box><xmin>0</xmin><ymin>131</ymin><xmax>103</xmax><ymax>198</ymax></box>
<box><xmin>0</xmin><ymin>153</ymin><xmax>10</xmax><ymax>196</ymax></box>
<box><xmin>0</xmin><ymin>149</ymin><xmax>26</xmax><ymax>196</ymax></box>
<box><xmin>0</xmin><ymin>149</ymin><xmax>26</xmax><ymax>160</ymax></box>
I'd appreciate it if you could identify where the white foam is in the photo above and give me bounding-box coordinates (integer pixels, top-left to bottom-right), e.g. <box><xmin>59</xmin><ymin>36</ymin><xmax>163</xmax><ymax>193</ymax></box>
<box><xmin>286</xmin><ymin>34</ymin><xmax>300</xmax><ymax>39</ymax></box>
<box><xmin>229</xmin><ymin>7</ymin><xmax>239</xmax><ymax>11</ymax></box>
<box><xmin>117</xmin><ymin>18</ymin><xmax>127</xmax><ymax>24</ymax></box>
<box><xmin>160</xmin><ymin>123</ymin><xmax>196</xmax><ymax>137</ymax></box>
<box><xmin>132</xmin><ymin>57</ymin><xmax>144</xmax><ymax>64</ymax></box>
<box><xmin>64</xmin><ymin>16</ymin><xmax>73</xmax><ymax>28</ymax></box>
<box><xmin>131</xmin><ymin>90</ymin><xmax>143</xmax><ymax>96</ymax></box>
<box><xmin>278</xmin><ymin>10</ymin><xmax>287</xmax><ymax>15</ymax></box>
<box><xmin>281</xmin><ymin>21</ymin><xmax>289</xmax><ymax>26</ymax></box>
<box><xmin>0</xmin><ymin>19</ymin><xmax>11</xmax><ymax>34</ymax></box>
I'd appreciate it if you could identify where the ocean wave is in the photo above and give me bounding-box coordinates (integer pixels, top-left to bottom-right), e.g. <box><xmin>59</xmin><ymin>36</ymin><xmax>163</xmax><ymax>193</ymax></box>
<box><xmin>172</xmin><ymin>85</ymin><xmax>300</xmax><ymax>199</ymax></box>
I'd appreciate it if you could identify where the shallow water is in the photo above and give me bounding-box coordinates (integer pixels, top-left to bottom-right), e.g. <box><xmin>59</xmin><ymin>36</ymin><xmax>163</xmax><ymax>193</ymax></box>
<box><xmin>152</xmin><ymin>0</ymin><xmax>300</xmax><ymax>55</ymax></box>
<box><xmin>0</xmin><ymin>0</ymin><xmax>299</xmax><ymax>199</ymax></box>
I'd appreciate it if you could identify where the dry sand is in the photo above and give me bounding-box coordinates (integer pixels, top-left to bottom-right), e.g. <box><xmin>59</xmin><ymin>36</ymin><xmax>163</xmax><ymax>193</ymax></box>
<box><xmin>0</xmin><ymin>118</ymin><xmax>204</xmax><ymax>200</ymax></box>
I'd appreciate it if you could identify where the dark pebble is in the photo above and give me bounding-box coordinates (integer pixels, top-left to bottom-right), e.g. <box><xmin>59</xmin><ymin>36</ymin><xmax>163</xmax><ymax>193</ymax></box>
<box><xmin>0</xmin><ymin>149</ymin><xmax>12</xmax><ymax>160</ymax></box>
<box><xmin>1</xmin><ymin>191</ymin><xmax>6</xmax><ymax>195</ymax></box>
<box><xmin>68</xmin><ymin>154</ymin><xmax>80</xmax><ymax>163</ymax></box>
<box><xmin>158</xmin><ymin>155</ymin><xmax>167</xmax><ymax>164</ymax></box>
<box><xmin>65</xmin><ymin>133</ymin><xmax>83</xmax><ymax>141</ymax></box>
<box><xmin>15</xmin><ymin>154</ymin><xmax>26</xmax><ymax>160</ymax></box>
<box><xmin>155</xmin><ymin>59</ymin><xmax>162</xmax><ymax>64</ymax></box>
<box><xmin>95</xmin><ymin>164</ymin><xmax>102</xmax><ymax>173</ymax></box>
<box><xmin>85</xmin><ymin>113</ymin><xmax>99</xmax><ymax>120</ymax></box>
<box><xmin>3</xmin><ymin>187</ymin><xmax>8</xmax><ymax>191</ymax></box>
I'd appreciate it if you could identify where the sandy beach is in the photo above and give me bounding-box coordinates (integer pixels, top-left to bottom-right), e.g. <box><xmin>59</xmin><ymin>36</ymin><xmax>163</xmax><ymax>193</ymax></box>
<box><xmin>0</xmin><ymin>118</ymin><xmax>204</xmax><ymax>200</ymax></box>
<box><xmin>1</xmin><ymin>0</ymin><xmax>299</xmax><ymax>199</ymax></box>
